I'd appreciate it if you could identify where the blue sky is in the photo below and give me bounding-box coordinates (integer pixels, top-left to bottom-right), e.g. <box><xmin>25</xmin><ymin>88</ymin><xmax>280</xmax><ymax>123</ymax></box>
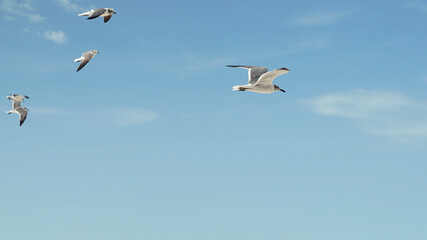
<box><xmin>1</xmin><ymin>0</ymin><xmax>427</xmax><ymax>239</ymax></box>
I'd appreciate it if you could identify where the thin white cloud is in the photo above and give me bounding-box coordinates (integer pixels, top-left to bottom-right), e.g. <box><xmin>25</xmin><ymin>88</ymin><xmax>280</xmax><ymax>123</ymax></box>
<box><xmin>0</xmin><ymin>0</ymin><xmax>44</xmax><ymax>22</ymax></box>
<box><xmin>107</xmin><ymin>109</ymin><xmax>159</xmax><ymax>126</ymax></box>
<box><xmin>24</xmin><ymin>28</ymin><xmax>67</xmax><ymax>44</ymax></box>
<box><xmin>55</xmin><ymin>0</ymin><xmax>86</xmax><ymax>12</ymax></box>
<box><xmin>31</xmin><ymin>107</ymin><xmax>68</xmax><ymax>115</ymax></box>
<box><xmin>304</xmin><ymin>89</ymin><xmax>411</xmax><ymax>119</ymax></box>
<box><xmin>303</xmin><ymin>89</ymin><xmax>427</xmax><ymax>141</ymax></box>
<box><xmin>43</xmin><ymin>30</ymin><xmax>67</xmax><ymax>44</ymax></box>
<box><xmin>142</xmin><ymin>52</ymin><xmax>236</xmax><ymax>79</ymax></box>
<box><xmin>288</xmin><ymin>10</ymin><xmax>353</xmax><ymax>26</ymax></box>
<box><xmin>27</xmin><ymin>13</ymin><xmax>43</xmax><ymax>22</ymax></box>
<box><xmin>32</xmin><ymin>106</ymin><xmax>159</xmax><ymax>127</ymax></box>
<box><xmin>3</xmin><ymin>15</ymin><xmax>16</xmax><ymax>20</ymax></box>
<box><xmin>405</xmin><ymin>3</ymin><xmax>427</xmax><ymax>11</ymax></box>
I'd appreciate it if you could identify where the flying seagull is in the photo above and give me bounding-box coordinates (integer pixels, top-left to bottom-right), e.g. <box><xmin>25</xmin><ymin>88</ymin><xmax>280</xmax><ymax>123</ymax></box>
<box><xmin>227</xmin><ymin>65</ymin><xmax>289</xmax><ymax>94</ymax></box>
<box><xmin>74</xmin><ymin>50</ymin><xmax>99</xmax><ymax>72</ymax></box>
<box><xmin>6</xmin><ymin>98</ymin><xmax>29</xmax><ymax>126</ymax></box>
<box><xmin>6</xmin><ymin>94</ymin><xmax>29</xmax><ymax>102</ymax></box>
<box><xmin>78</xmin><ymin>8</ymin><xmax>117</xmax><ymax>23</ymax></box>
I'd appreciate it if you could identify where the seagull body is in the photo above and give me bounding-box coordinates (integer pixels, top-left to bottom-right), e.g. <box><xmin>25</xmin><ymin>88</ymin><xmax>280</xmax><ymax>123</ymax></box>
<box><xmin>6</xmin><ymin>98</ymin><xmax>29</xmax><ymax>126</ymax></box>
<box><xmin>78</xmin><ymin>8</ymin><xmax>116</xmax><ymax>23</ymax></box>
<box><xmin>227</xmin><ymin>65</ymin><xmax>289</xmax><ymax>94</ymax></box>
<box><xmin>74</xmin><ymin>50</ymin><xmax>99</xmax><ymax>72</ymax></box>
<box><xmin>6</xmin><ymin>94</ymin><xmax>29</xmax><ymax>102</ymax></box>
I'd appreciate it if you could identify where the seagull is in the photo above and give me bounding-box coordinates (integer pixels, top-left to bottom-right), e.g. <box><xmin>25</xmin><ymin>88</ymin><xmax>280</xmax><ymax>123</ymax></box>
<box><xmin>227</xmin><ymin>65</ymin><xmax>289</xmax><ymax>94</ymax></box>
<box><xmin>6</xmin><ymin>99</ymin><xmax>29</xmax><ymax>126</ymax></box>
<box><xmin>78</xmin><ymin>8</ymin><xmax>117</xmax><ymax>23</ymax></box>
<box><xmin>74</xmin><ymin>50</ymin><xmax>99</xmax><ymax>72</ymax></box>
<box><xmin>6</xmin><ymin>94</ymin><xmax>29</xmax><ymax>102</ymax></box>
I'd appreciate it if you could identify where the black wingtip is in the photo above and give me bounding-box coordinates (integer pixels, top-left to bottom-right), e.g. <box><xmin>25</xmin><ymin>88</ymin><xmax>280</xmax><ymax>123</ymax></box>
<box><xmin>279</xmin><ymin>67</ymin><xmax>290</xmax><ymax>71</ymax></box>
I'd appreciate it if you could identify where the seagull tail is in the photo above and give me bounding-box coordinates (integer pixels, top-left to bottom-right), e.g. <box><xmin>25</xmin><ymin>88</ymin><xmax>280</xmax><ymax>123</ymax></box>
<box><xmin>78</xmin><ymin>11</ymin><xmax>91</xmax><ymax>16</ymax></box>
<box><xmin>232</xmin><ymin>85</ymin><xmax>247</xmax><ymax>91</ymax></box>
<box><xmin>74</xmin><ymin>57</ymin><xmax>83</xmax><ymax>62</ymax></box>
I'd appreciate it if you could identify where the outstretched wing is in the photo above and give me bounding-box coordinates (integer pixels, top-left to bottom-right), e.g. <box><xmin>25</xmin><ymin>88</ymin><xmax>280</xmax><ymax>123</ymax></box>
<box><xmin>12</xmin><ymin>101</ymin><xmax>21</xmax><ymax>109</ymax></box>
<box><xmin>88</xmin><ymin>8</ymin><xmax>106</xmax><ymax>19</ymax></box>
<box><xmin>104</xmin><ymin>15</ymin><xmax>112</xmax><ymax>23</ymax></box>
<box><xmin>254</xmin><ymin>68</ymin><xmax>290</xmax><ymax>86</ymax></box>
<box><xmin>11</xmin><ymin>94</ymin><xmax>28</xmax><ymax>99</ymax></box>
<box><xmin>76</xmin><ymin>58</ymin><xmax>90</xmax><ymax>72</ymax></box>
<box><xmin>16</xmin><ymin>109</ymin><xmax>27</xmax><ymax>126</ymax></box>
<box><xmin>226</xmin><ymin>65</ymin><xmax>269</xmax><ymax>85</ymax></box>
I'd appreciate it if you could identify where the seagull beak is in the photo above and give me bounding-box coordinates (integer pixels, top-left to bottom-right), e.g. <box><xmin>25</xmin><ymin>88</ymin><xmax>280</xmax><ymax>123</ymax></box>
<box><xmin>280</xmin><ymin>89</ymin><xmax>286</xmax><ymax>93</ymax></box>
<box><xmin>113</xmin><ymin>12</ymin><xmax>117</xmax><ymax>14</ymax></box>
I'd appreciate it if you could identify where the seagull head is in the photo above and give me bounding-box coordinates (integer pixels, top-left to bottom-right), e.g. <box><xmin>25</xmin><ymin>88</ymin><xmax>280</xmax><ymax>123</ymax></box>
<box><xmin>274</xmin><ymin>85</ymin><xmax>286</xmax><ymax>93</ymax></box>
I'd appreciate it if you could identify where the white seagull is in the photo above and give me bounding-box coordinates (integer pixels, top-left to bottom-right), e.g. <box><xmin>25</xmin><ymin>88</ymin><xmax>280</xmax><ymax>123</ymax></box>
<box><xmin>227</xmin><ymin>65</ymin><xmax>289</xmax><ymax>94</ymax></box>
<box><xmin>6</xmin><ymin>98</ymin><xmax>29</xmax><ymax>126</ymax></box>
<box><xmin>6</xmin><ymin>94</ymin><xmax>29</xmax><ymax>102</ymax></box>
<box><xmin>74</xmin><ymin>50</ymin><xmax>99</xmax><ymax>72</ymax></box>
<box><xmin>78</xmin><ymin>8</ymin><xmax>117</xmax><ymax>23</ymax></box>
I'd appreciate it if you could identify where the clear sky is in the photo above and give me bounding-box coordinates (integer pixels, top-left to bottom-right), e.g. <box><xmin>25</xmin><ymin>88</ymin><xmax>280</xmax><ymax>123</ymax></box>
<box><xmin>1</xmin><ymin>0</ymin><xmax>427</xmax><ymax>239</ymax></box>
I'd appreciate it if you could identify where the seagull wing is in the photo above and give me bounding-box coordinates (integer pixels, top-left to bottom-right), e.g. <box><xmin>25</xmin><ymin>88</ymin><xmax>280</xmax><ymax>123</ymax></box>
<box><xmin>226</xmin><ymin>65</ymin><xmax>269</xmax><ymax>85</ymax></box>
<box><xmin>16</xmin><ymin>108</ymin><xmax>27</xmax><ymax>126</ymax></box>
<box><xmin>77</xmin><ymin>51</ymin><xmax>95</xmax><ymax>72</ymax></box>
<box><xmin>76</xmin><ymin>58</ymin><xmax>90</xmax><ymax>72</ymax></box>
<box><xmin>12</xmin><ymin>101</ymin><xmax>21</xmax><ymax>109</ymax></box>
<box><xmin>103</xmin><ymin>15</ymin><xmax>112</xmax><ymax>23</ymax></box>
<box><xmin>88</xmin><ymin>8</ymin><xmax>106</xmax><ymax>19</ymax></box>
<box><xmin>254</xmin><ymin>68</ymin><xmax>290</xmax><ymax>86</ymax></box>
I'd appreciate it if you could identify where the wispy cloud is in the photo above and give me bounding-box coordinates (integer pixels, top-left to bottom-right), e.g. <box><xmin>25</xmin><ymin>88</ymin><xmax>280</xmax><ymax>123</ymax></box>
<box><xmin>404</xmin><ymin>3</ymin><xmax>427</xmax><ymax>11</ymax></box>
<box><xmin>43</xmin><ymin>30</ymin><xmax>67</xmax><ymax>44</ymax></box>
<box><xmin>106</xmin><ymin>109</ymin><xmax>159</xmax><ymax>126</ymax></box>
<box><xmin>54</xmin><ymin>0</ymin><xmax>86</xmax><ymax>12</ymax></box>
<box><xmin>0</xmin><ymin>0</ymin><xmax>44</xmax><ymax>22</ymax></box>
<box><xmin>304</xmin><ymin>89</ymin><xmax>411</xmax><ymax>119</ymax></box>
<box><xmin>32</xmin><ymin>106</ymin><xmax>159</xmax><ymax>127</ymax></box>
<box><xmin>303</xmin><ymin>89</ymin><xmax>427</xmax><ymax>141</ymax></box>
<box><xmin>3</xmin><ymin>15</ymin><xmax>16</xmax><ymax>21</ymax></box>
<box><xmin>31</xmin><ymin>107</ymin><xmax>69</xmax><ymax>115</ymax></box>
<box><xmin>24</xmin><ymin>28</ymin><xmax>67</xmax><ymax>44</ymax></box>
<box><xmin>288</xmin><ymin>10</ymin><xmax>353</xmax><ymax>27</ymax></box>
<box><xmin>138</xmin><ymin>52</ymin><xmax>236</xmax><ymax>79</ymax></box>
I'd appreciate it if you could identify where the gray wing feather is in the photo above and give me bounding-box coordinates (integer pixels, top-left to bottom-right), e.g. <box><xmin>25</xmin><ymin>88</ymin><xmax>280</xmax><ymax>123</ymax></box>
<box><xmin>83</xmin><ymin>51</ymin><xmax>95</xmax><ymax>59</ymax></box>
<box><xmin>226</xmin><ymin>65</ymin><xmax>269</xmax><ymax>85</ymax></box>
<box><xmin>17</xmin><ymin>109</ymin><xmax>27</xmax><ymax>126</ymax></box>
<box><xmin>88</xmin><ymin>8</ymin><xmax>106</xmax><ymax>19</ymax></box>
<box><xmin>103</xmin><ymin>15</ymin><xmax>112</xmax><ymax>23</ymax></box>
<box><xmin>254</xmin><ymin>68</ymin><xmax>290</xmax><ymax>86</ymax></box>
<box><xmin>11</xmin><ymin>94</ymin><xmax>29</xmax><ymax>99</ymax></box>
<box><xmin>77</xmin><ymin>58</ymin><xmax>90</xmax><ymax>72</ymax></box>
<box><xmin>12</xmin><ymin>101</ymin><xmax>21</xmax><ymax>109</ymax></box>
